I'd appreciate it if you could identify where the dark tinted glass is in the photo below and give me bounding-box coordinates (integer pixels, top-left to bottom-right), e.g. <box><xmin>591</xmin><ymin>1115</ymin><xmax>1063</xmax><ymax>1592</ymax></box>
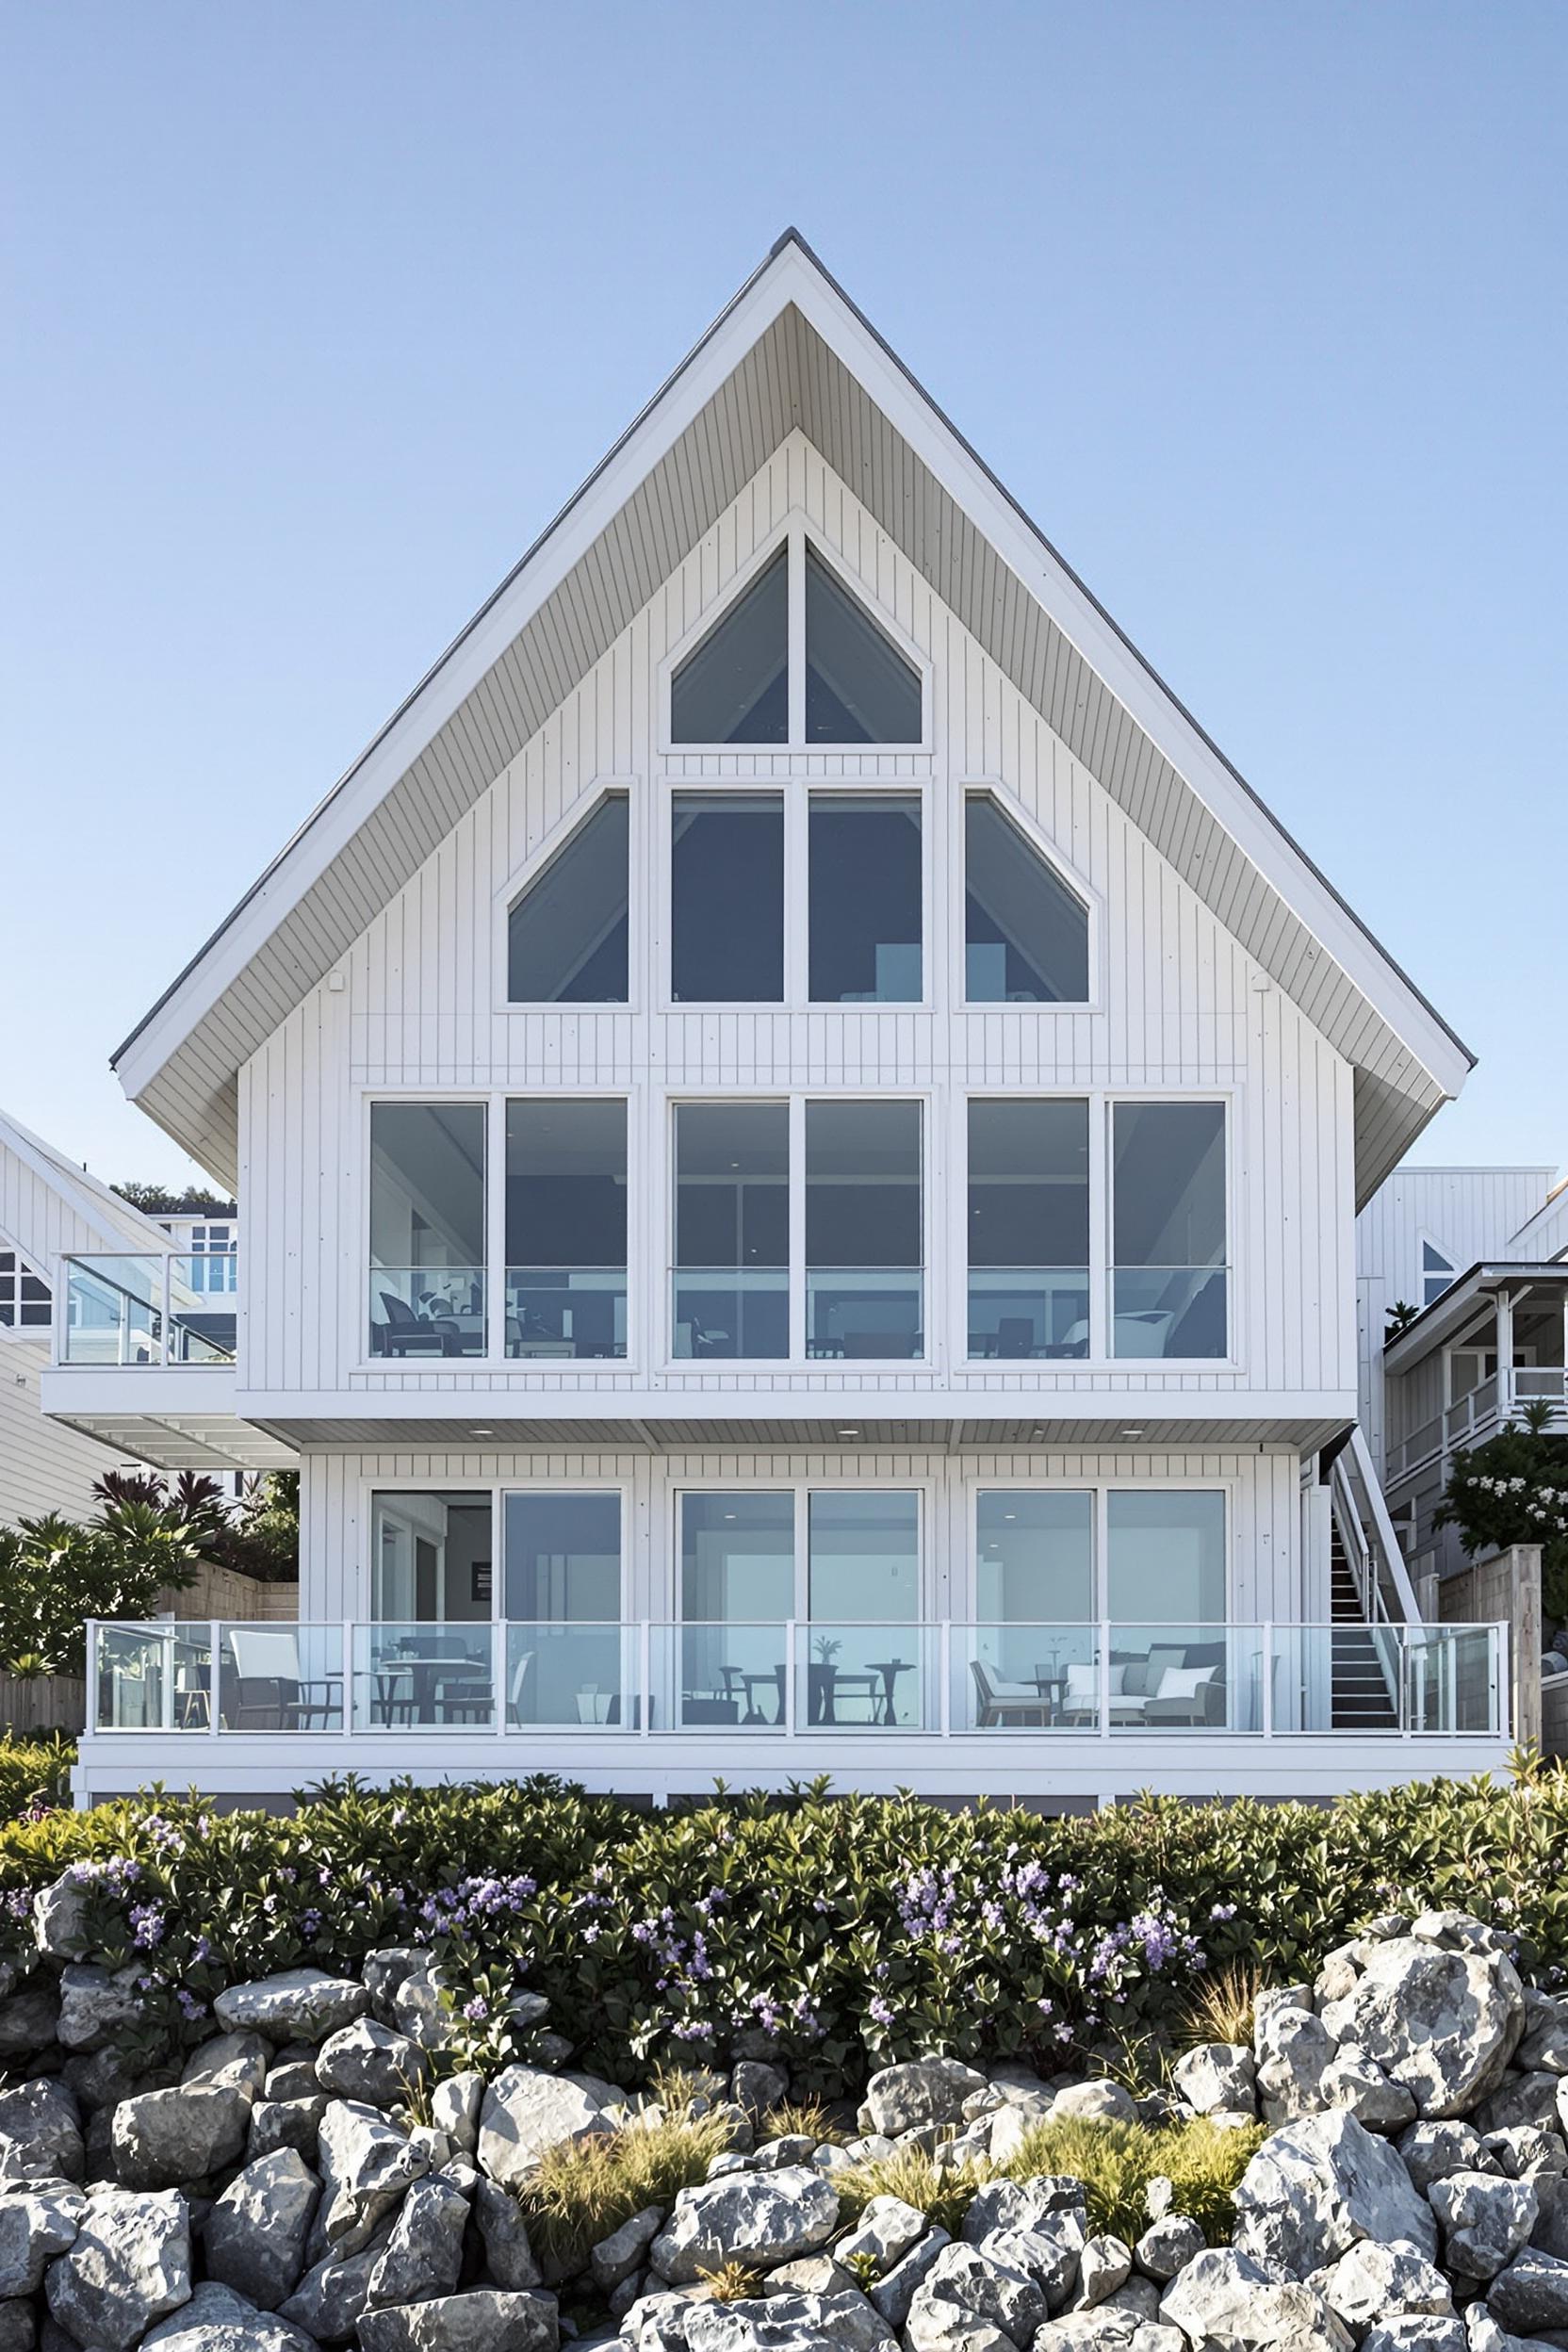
<box><xmin>968</xmin><ymin>1101</ymin><xmax>1089</xmax><ymax>1266</ymax></box>
<box><xmin>671</xmin><ymin>794</ymin><xmax>784</xmax><ymax>1002</ymax></box>
<box><xmin>808</xmin><ymin>794</ymin><xmax>922</xmax><ymax>1003</ymax></box>
<box><xmin>805</xmin><ymin>547</ymin><xmax>921</xmax><ymax>743</ymax></box>
<box><xmin>671</xmin><ymin>548</ymin><xmax>788</xmax><ymax>744</ymax></box>
<box><xmin>964</xmin><ymin>796</ymin><xmax>1089</xmax><ymax>1003</ymax></box>
<box><xmin>507</xmin><ymin>795</ymin><xmax>629</xmax><ymax>1004</ymax></box>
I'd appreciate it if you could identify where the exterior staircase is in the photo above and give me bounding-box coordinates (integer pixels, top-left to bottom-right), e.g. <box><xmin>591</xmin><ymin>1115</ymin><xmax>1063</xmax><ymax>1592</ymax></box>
<box><xmin>1330</xmin><ymin>1520</ymin><xmax>1400</xmax><ymax>1729</ymax></box>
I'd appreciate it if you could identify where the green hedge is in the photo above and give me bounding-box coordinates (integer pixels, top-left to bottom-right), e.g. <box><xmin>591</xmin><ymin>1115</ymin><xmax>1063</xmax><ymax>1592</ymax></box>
<box><xmin>0</xmin><ymin>1734</ymin><xmax>74</xmax><ymax>1821</ymax></box>
<box><xmin>2</xmin><ymin>1762</ymin><xmax>1563</xmax><ymax>2094</ymax></box>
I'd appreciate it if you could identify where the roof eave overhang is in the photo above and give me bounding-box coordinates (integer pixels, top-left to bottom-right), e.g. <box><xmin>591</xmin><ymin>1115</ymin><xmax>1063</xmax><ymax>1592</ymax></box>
<box><xmin>1383</xmin><ymin>1262</ymin><xmax>1568</xmax><ymax>1368</ymax></box>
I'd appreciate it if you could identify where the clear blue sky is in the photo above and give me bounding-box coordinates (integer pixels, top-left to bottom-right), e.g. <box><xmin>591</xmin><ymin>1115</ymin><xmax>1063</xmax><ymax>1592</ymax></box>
<box><xmin>3</xmin><ymin>1</ymin><xmax>1562</xmax><ymax>1194</ymax></box>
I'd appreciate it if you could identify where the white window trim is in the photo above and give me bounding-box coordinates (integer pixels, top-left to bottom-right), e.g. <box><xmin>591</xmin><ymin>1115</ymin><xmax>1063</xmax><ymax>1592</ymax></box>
<box><xmin>491</xmin><ymin>777</ymin><xmax>641</xmax><ymax>1016</ymax></box>
<box><xmin>952</xmin><ymin>780</ymin><xmax>1102</xmax><ymax>1013</ymax></box>
<box><xmin>670</xmin><ymin>1477</ymin><xmax>933</xmax><ymax>1625</ymax></box>
<box><xmin>657</xmin><ymin>513</ymin><xmax>935</xmax><ymax>760</ymax></box>
<box><xmin>358</xmin><ymin>1477</ymin><xmax>633</xmax><ymax>1624</ymax></box>
<box><xmin>1417</xmin><ymin>1232</ymin><xmax>1457</xmax><ymax>1310</ymax></box>
<box><xmin>0</xmin><ymin>1231</ymin><xmax>53</xmax><ymax>1340</ymax></box>
<box><xmin>656</xmin><ymin>774</ymin><xmax>933</xmax><ymax>1015</ymax></box>
<box><xmin>665</xmin><ymin>1089</ymin><xmax>932</xmax><ymax>1372</ymax></box>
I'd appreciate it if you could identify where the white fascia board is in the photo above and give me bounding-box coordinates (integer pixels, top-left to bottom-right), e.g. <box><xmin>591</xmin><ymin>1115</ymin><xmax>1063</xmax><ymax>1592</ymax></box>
<box><xmin>234</xmin><ymin>1385</ymin><xmax>1357</xmax><ymax>1427</ymax></box>
<box><xmin>771</xmin><ymin>246</ymin><xmax>1473</xmax><ymax>1099</ymax></box>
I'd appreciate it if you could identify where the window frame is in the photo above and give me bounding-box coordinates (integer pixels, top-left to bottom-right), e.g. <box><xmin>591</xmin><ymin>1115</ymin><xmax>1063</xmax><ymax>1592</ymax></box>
<box><xmin>1105</xmin><ymin>1095</ymin><xmax>1233</xmax><ymax>1366</ymax></box>
<box><xmin>358</xmin><ymin>1478</ymin><xmax>633</xmax><ymax>1626</ymax></box>
<box><xmin>671</xmin><ymin>1478</ymin><xmax>932</xmax><ymax>1626</ymax></box>
<box><xmin>665</xmin><ymin>1090</ymin><xmax>931</xmax><ymax>1369</ymax></box>
<box><xmin>954</xmin><ymin>783</ymin><xmax>1100</xmax><ymax>1012</ymax></box>
<box><xmin>964</xmin><ymin>1476</ymin><xmax>1234</xmax><ymax>1626</ymax></box>
<box><xmin>0</xmin><ymin>1238</ymin><xmax>51</xmax><ymax>1338</ymax></box>
<box><xmin>492</xmin><ymin>779</ymin><xmax>640</xmax><ymax>1014</ymax></box>
<box><xmin>1418</xmin><ymin>1234</ymin><xmax>1457</xmax><ymax>1311</ymax></box>
<box><xmin>655</xmin><ymin>775</ymin><xmax>932</xmax><ymax>1013</ymax></box>
<box><xmin>658</xmin><ymin>517</ymin><xmax>933</xmax><ymax>759</ymax></box>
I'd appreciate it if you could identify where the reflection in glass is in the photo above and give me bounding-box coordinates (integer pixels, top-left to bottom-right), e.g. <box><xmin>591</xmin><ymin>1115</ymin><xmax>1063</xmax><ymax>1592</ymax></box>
<box><xmin>352</xmin><ymin>1623</ymin><xmax>495</xmax><ymax>1730</ymax></box>
<box><xmin>1105</xmin><ymin>1490</ymin><xmax>1225</xmax><ymax>1622</ymax></box>
<box><xmin>505</xmin><ymin>1101</ymin><xmax>627</xmax><ymax>1358</ymax></box>
<box><xmin>804</xmin><ymin>547</ymin><xmax>922</xmax><ymax>744</ymax></box>
<box><xmin>671</xmin><ymin>794</ymin><xmax>784</xmax><ymax>1003</ymax></box>
<box><xmin>502</xmin><ymin>1488</ymin><xmax>625</xmax><ymax>1724</ymax></box>
<box><xmin>670</xmin><ymin>548</ymin><xmax>788</xmax><ymax>744</ymax></box>
<box><xmin>368</xmin><ymin>1104</ymin><xmax>487</xmax><ymax>1358</ymax></box>
<box><xmin>678</xmin><ymin>1494</ymin><xmax>793</xmax><ymax>1728</ymax></box>
<box><xmin>967</xmin><ymin>1101</ymin><xmax>1089</xmax><ymax>1359</ymax></box>
<box><xmin>370</xmin><ymin>1492</ymin><xmax>495</xmax><ymax>1624</ymax></box>
<box><xmin>964</xmin><ymin>796</ymin><xmax>1089</xmax><ymax>1003</ymax></box>
<box><xmin>1110</xmin><ymin>1102</ymin><xmax>1227</xmax><ymax>1359</ymax></box>
<box><xmin>808</xmin><ymin>795</ymin><xmax>922</xmax><ymax>1003</ymax></box>
<box><xmin>508</xmin><ymin>795</ymin><xmax>629</xmax><ymax>1004</ymax></box>
<box><xmin>805</xmin><ymin>1101</ymin><xmax>922</xmax><ymax>1358</ymax></box>
<box><xmin>673</xmin><ymin>1103</ymin><xmax>789</xmax><ymax>1359</ymax></box>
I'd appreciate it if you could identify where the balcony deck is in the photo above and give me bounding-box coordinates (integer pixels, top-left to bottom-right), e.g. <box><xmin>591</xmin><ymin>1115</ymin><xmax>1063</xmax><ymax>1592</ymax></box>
<box><xmin>73</xmin><ymin>1615</ymin><xmax>1511</xmax><ymax>1808</ymax></box>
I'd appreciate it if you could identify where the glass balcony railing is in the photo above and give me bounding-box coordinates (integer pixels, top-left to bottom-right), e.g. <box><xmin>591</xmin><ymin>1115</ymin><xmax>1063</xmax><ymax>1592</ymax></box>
<box><xmin>368</xmin><ymin>1267</ymin><xmax>486</xmax><ymax>1359</ymax></box>
<box><xmin>967</xmin><ymin>1269</ymin><xmax>1090</xmax><ymax>1360</ymax></box>
<box><xmin>505</xmin><ymin>1269</ymin><xmax>627</xmax><ymax>1360</ymax></box>
<box><xmin>806</xmin><ymin>1269</ymin><xmax>923</xmax><ymax>1360</ymax></box>
<box><xmin>671</xmin><ymin>1270</ymin><xmax>788</xmax><ymax>1360</ymax></box>
<box><xmin>84</xmin><ymin>1621</ymin><xmax>1509</xmax><ymax>1740</ymax></box>
<box><xmin>61</xmin><ymin>1256</ymin><xmax>236</xmax><ymax>1365</ymax></box>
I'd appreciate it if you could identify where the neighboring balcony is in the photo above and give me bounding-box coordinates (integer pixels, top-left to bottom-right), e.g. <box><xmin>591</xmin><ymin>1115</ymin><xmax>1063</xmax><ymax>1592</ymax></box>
<box><xmin>1387</xmin><ymin>1364</ymin><xmax>1568</xmax><ymax>1486</ymax></box>
<box><xmin>58</xmin><ymin>1252</ymin><xmax>237</xmax><ymax>1364</ymax></box>
<box><xmin>87</xmin><ymin>1616</ymin><xmax>1507</xmax><ymax>1740</ymax></box>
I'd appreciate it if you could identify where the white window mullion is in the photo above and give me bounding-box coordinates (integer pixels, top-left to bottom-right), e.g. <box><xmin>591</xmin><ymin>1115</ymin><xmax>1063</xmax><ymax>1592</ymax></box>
<box><xmin>789</xmin><ymin>1096</ymin><xmax>807</xmax><ymax>1362</ymax></box>
<box><xmin>487</xmin><ymin>1097</ymin><xmax>507</xmax><ymax>1363</ymax></box>
<box><xmin>1089</xmin><ymin>1097</ymin><xmax>1110</xmax><ymax>1361</ymax></box>
<box><xmin>787</xmin><ymin>524</ymin><xmax>807</xmax><ymax>746</ymax></box>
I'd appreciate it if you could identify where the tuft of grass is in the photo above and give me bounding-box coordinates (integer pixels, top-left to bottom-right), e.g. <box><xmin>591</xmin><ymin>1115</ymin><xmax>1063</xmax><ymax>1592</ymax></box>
<box><xmin>760</xmin><ymin>2097</ymin><xmax>845</xmax><ymax>2146</ymax></box>
<box><xmin>518</xmin><ymin>2085</ymin><xmax>737</xmax><ymax>2275</ymax></box>
<box><xmin>1178</xmin><ymin>1960</ymin><xmax>1267</xmax><ymax>2051</ymax></box>
<box><xmin>833</xmin><ymin>2144</ymin><xmax>988</xmax><ymax>2241</ymax></box>
<box><xmin>696</xmin><ymin>2260</ymin><xmax>763</xmax><ymax>2303</ymax></box>
<box><xmin>1001</xmin><ymin>2115</ymin><xmax>1265</xmax><ymax>2246</ymax></box>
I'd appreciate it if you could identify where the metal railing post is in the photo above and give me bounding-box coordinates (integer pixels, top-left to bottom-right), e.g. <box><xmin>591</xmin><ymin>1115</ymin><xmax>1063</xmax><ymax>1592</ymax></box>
<box><xmin>494</xmin><ymin>1624</ymin><xmax>505</xmax><ymax>1738</ymax></box>
<box><xmin>85</xmin><ymin>1619</ymin><xmax>99</xmax><ymax>1734</ymax></box>
<box><xmin>1261</xmin><ymin>1624</ymin><xmax>1273</xmax><ymax>1739</ymax></box>
<box><xmin>343</xmin><ymin>1623</ymin><xmax>354</xmax><ymax>1737</ymax></box>
<box><xmin>1099</xmin><ymin>1621</ymin><xmax>1111</xmax><ymax>1742</ymax></box>
<box><xmin>784</xmin><ymin>1622</ymin><xmax>797</xmax><ymax>1737</ymax></box>
<box><xmin>939</xmin><ymin>1622</ymin><xmax>951</xmax><ymax>1737</ymax></box>
<box><xmin>639</xmin><ymin>1622</ymin><xmax>651</xmax><ymax>1740</ymax></box>
<box><xmin>209</xmin><ymin>1620</ymin><xmax>220</xmax><ymax>1737</ymax></box>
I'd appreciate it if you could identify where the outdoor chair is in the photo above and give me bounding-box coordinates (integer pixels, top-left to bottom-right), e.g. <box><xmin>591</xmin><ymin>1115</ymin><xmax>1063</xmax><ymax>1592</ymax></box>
<box><xmin>970</xmin><ymin>1658</ymin><xmax>1051</xmax><ymax>1727</ymax></box>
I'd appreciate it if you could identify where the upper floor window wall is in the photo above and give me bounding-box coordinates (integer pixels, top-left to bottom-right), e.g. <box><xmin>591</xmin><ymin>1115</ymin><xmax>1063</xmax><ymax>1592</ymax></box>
<box><xmin>669</xmin><ymin>531</ymin><xmax>923</xmax><ymax>750</ymax></box>
<box><xmin>1110</xmin><ymin>1102</ymin><xmax>1228</xmax><ymax>1360</ymax></box>
<box><xmin>368</xmin><ymin>1104</ymin><xmax>488</xmax><ymax>1359</ymax></box>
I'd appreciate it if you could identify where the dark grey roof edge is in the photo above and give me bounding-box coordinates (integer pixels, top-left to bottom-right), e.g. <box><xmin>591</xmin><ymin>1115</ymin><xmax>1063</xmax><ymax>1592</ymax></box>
<box><xmin>113</xmin><ymin>225</ymin><xmax>1475</xmax><ymax>1077</ymax></box>
<box><xmin>1383</xmin><ymin>1259</ymin><xmax>1568</xmax><ymax>1358</ymax></box>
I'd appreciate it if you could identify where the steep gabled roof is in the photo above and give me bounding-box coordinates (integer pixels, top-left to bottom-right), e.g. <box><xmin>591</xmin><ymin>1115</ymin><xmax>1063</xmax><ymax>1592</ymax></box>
<box><xmin>0</xmin><ymin>1106</ymin><xmax>172</xmax><ymax>1258</ymax></box>
<box><xmin>113</xmin><ymin>230</ymin><xmax>1472</xmax><ymax>1200</ymax></box>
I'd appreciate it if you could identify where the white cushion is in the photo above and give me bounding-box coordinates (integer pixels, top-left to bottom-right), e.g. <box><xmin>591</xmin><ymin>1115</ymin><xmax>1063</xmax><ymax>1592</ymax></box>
<box><xmin>1153</xmin><ymin>1666</ymin><xmax>1215</xmax><ymax>1702</ymax></box>
<box><xmin>1066</xmin><ymin>1661</ymin><xmax>1124</xmax><ymax>1700</ymax></box>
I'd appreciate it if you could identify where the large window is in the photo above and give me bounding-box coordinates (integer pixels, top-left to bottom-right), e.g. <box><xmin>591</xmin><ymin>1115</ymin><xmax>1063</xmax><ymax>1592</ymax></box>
<box><xmin>967</xmin><ymin>1101</ymin><xmax>1089</xmax><ymax>1359</ymax></box>
<box><xmin>806</xmin><ymin>1100</ymin><xmax>923</xmax><ymax>1359</ymax></box>
<box><xmin>670</xmin><ymin>793</ymin><xmax>785</xmax><ymax>1004</ymax></box>
<box><xmin>964</xmin><ymin>794</ymin><xmax>1090</xmax><ymax>1004</ymax></box>
<box><xmin>673</xmin><ymin>1102</ymin><xmax>789</xmax><ymax>1360</ymax></box>
<box><xmin>503</xmin><ymin>1491</ymin><xmax>626</xmax><ymax>1727</ymax></box>
<box><xmin>1110</xmin><ymin>1102</ymin><xmax>1228</xmax><ymax>1359</ymax></box>
<box><xmin>507</xmin><ymin>793</ymin><xmax>629</xmax><ymax>1004</ymax></box>
<box><xmin>505</xmin><ymin>1101</ymin><xmax>627</xmax><ymax>1359</ymax></box>
<box><xmin>368</xmin><ymin>1104</ymin><xmax>486</xmax><ymax>1358</ymax></box>
<box><xmin>808</xmin><ymin>794</ymin><xmax>922</xmax><ymax>1004</ymax></box>
<box><xmin>670</xmin><ymin>532</ymin><xmax>922</xmax><ymax>749</ymax></box>
<box><xmin>1107</xmin><ymin>1490</ymin><xmax>1226</xmax><ymax>1621</ymax></box>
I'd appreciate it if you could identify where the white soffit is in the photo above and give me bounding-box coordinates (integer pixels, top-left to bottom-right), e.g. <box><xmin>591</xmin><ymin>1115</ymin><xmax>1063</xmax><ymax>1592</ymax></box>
<box><xmin>112</xmin><ymin>232</ymin><xmax>1472</xmax><ymax>1202</ymax></box>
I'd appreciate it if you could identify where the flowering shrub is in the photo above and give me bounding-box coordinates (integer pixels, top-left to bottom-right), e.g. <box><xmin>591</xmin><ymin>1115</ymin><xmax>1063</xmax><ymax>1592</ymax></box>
<box><xmin>2</xmin><ymin>1763</ymin><xmax>1568</xmax><ymax>2093</ymax></box>
<box><xmin>1438</xmin><ymin>1402</ymin><xmax>1568</xmax><ymax>1617</ymax></box>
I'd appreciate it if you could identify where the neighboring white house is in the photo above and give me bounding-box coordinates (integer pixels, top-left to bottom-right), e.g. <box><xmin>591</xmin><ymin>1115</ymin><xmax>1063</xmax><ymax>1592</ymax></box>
<box><xmin>44</xmin><ymin>232</ymin><xmax>1508</xmax><ymax>1805</ymax></box>
<box><xmin>0</xmin><ymin>1108</ymin><xmax>168</xmax><ymax>1523</ymax></box>
<box><xmin>1355</xmin><ymin>1161</ymin><xmax>1566</xmax><ymax>1592</ymax></box>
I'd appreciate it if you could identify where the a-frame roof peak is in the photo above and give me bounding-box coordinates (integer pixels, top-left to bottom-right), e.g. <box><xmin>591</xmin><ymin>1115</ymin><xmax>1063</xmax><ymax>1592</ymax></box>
<box><xmin>113</xmin><ymin>230</ymin><xmax>1470</xmax><ymax>1201</ymax></box>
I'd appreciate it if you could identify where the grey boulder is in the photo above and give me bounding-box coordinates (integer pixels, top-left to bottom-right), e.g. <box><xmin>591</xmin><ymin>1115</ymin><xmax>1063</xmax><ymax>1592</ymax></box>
<box><xmin>112</xmin><ymin>2088</ymin><xmax>251</xmax><ymax>2192</ymax></box>
<box><xmin>0</xmin><ymin>2183</ymin><xmax>85</xmax><ymax>2297</ymax></box>
<box><xmin>1319</xmin><ymin>1939</ymin><xmax>1524</xmax><ymax>2120</ymax></box>
<box><xmin>835</xmin><ymin>2194</ymin><xmax>929</xmax><ymax>2276</ymax></box>
<box><xmin>1257</xmin><ymin>2008</ymin><xmax>1339</xmax><ymax>2125</ymax></box>
<box><xmin>214</xmin><ymin>1972</ymin><xmax>370</xmax><ymax>2042</ymax></box>
<box><xmin>43</xmin><ymin>2187</ymin><xmax>191</xmax><ymax>2352</ymax></box>
<box><xmin>317</xmin><ymin>2101</ymin><xmax>429</xmax><ymax>2253</ymax></box>
<box><xmin>315</xmin><ymin>2021</ymin><xmax>426</xmax><ymax>2109</ymax></box>
<box><xmin>472</xmin><ymin>2179</ymin><xmax>541</xmax><ymax>2290</ymax></box>
<box><xmin>247</xmin><ymin>2098</ymin><xmax>328</xmax><ymax>2163</ymax></box>
<box><xmin>905</xmin><ymin>2239</ymin><xmax>1048</xmax><ymax>2348</ymax></box>
<box><xmin>357</xmin><ymin>2290</ymin><xmax>558</xmax><ymax>2352</ymax></box>
<box><xmin>1134</xmin><ymin>2215</ymin><xmax>1205</xmax><ymax>2283</ymax></box>
<box><xmin>589</xmin><ymin>2206</ymin><xmax>662</xmax><ymax>2294</ymax></box>
<box><xmin>477</xmin><ymin>2069</ymin><xmax>611</xmax><ymax>2188</ymax></box>
<box><xmin>204</xmin><ymin>2149</ymin><xmax>319</xmax><ymax>2308</ymax></box>
<box><xmin>277</xmin><ymin>2240</ymin><xmax>388</xmax><ymax>2343</ymax></box>
<box><xmin>861</xmin><ymin>2061</ymin><xmax>988</xmax><ymax>2137</ymax></box>
<box><xmin>1160</xmin><ymin>2247</ymin><xmax>1353</xmax><ymax>2351</ymax></box>
<box><xmin>1429</xmin><ymin>2172</ymin><xmax>1538</xmax><ymax>2280</ymax></box>
<box><xmin>1233</xmin><ymin>2111</ymin><xmax>1439</xmax><ymax>2274</ymax></box>
<box><xmin>1484</xmin><ymin>2246</ymin><xmax>1568</xmax><ymax>2331</ymax></box>
<box><xmin>180</xmin><ymin>2036</ymin><xmax>270</xmax><ymax>2103</ymax></box>
<box><xmin>367</xmin><ymin>2177</ymin><xmax>468</xmax><ymax>2306</ymax></box>
<box><xmin>685</xmin><ymin>2292</ymin><xmax>893</xmax><ymax>2350</ymax></box>
<box><xmin>648</xmin><ymin>2167</ymin><xmax>838</xmax><ymax>2284</ymax></box>
<box><xmin>868</xmin><ymin>2227</ymin><xmax>951</xmax><ymax>2328</ymax></box>
<box><xmin>0</xmin><ymin>2083</ymin><xmax>82</xmax><ymax>2185</ymax></box>
<box><xmin>56</xmin><ymin>1967</ymin><xmax>144</xmax><ymax>2053</ymax></box>
<box><xmin>141</xmin><ymin>2281</ymin><xmax>318</xmax><ymax>2352</ymax></box>
<box><xmin>1171</xmin><ymin>2044</ymin><xmax>1255</xmax><ymax>2118</ymax></box>
<box><xmin>1315</xmin><ymin>2242</ymin><xmax>1454</xmax><ymax>2328</ymax></box>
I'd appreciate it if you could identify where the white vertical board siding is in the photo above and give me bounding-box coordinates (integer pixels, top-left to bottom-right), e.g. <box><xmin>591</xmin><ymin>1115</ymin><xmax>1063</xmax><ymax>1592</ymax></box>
<box><xmin>300</xmin><ymin>1446</ymin><xmax>1300</xmax><ymax>1625</ymax></box>
<box><xmin>0</xmin><ymin>1338</ymin><xmax>129</xmax><ymax>1521</ymax></box>
<box><xmin>241</xmin><ymin>431</ymin><xmax>1356</xmax><ymax>1409</ymax></box>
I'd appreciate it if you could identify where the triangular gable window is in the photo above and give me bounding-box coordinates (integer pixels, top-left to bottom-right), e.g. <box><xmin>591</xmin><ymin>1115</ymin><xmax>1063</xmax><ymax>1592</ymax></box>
<box><xmin>0</xmin><ymin>1247</ymin><xmax>50</xmax><ymax>1329</ymax></box>
<box><xmin>1421</xmin><ymin>1239</ymin><xmax>1456</xmax><ymax>1307</ymax></box>
<box><xmin>805</xmin><ymin>547</ymin><xmax>922</xmax><ymax>744</ymax></box>
<box><xmin>964</xmin><ymin>793</ymin><xmax>1090</xmax><ymax>1003</ymax></box>
<box><xmin>670</xmin><ymin>547</ymin><xmax>789</xmax><ymax>745</ymax></box>
<box><xmin>669</xmin><ymin>533</ymin><xmax>923</xmax><ymax>746</ymax></box>
<box><xmin>507</xmin><ymin>792</ymin><xmax>629</xmax><ymax>1004</ymax></box>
